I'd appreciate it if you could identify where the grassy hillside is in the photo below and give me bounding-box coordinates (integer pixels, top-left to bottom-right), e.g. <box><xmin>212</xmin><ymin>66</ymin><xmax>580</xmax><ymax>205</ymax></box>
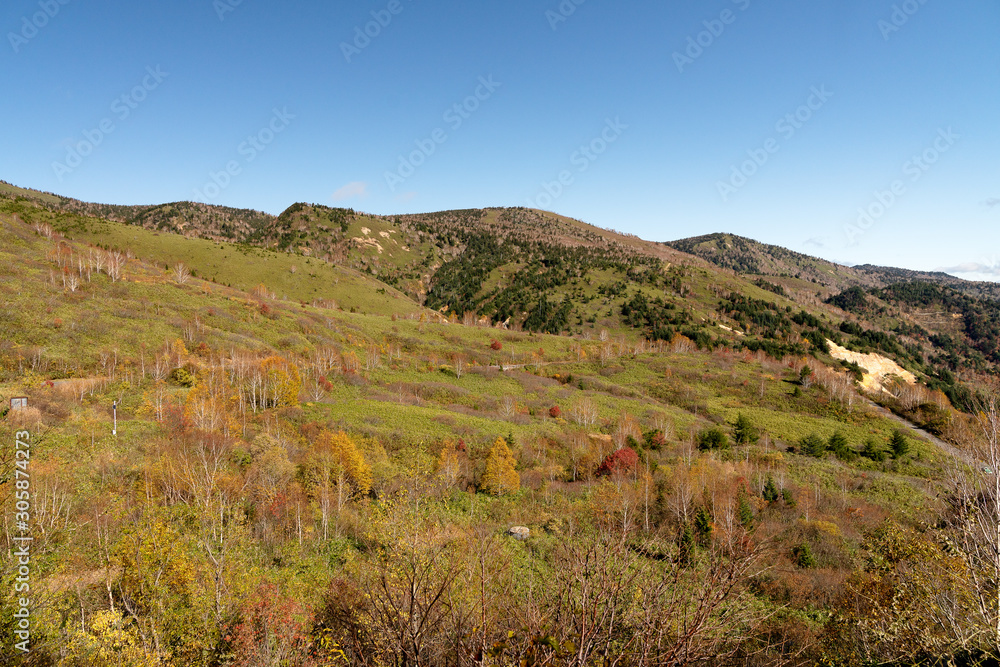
<box><xmin>0</xmin><ymin>185</ymin><xmax>998</xmax><ymax>665</ymax></box>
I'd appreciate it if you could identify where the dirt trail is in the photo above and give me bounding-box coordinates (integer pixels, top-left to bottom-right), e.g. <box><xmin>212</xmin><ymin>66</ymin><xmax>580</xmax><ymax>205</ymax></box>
<box><xmin>861</xmin><ymin>396</ymin><xmax>978</xmax><ymax>467</ymax></box>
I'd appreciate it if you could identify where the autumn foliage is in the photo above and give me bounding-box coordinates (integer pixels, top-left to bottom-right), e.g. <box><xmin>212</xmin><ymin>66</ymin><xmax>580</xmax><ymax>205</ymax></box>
<box><xmin>596</xmin><ymin>447</ymin><xmax>639</xmax><ymax>477</ymax></box>
<box><xmin>481</xmin><ymin>437</ymin><xmax>520</xmax><ymax>495</ymax></box>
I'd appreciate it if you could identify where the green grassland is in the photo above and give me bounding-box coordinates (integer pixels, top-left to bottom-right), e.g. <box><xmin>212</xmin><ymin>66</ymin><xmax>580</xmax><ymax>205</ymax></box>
<box><xmin>0</xmin><ymin>191</ymin><xmax>992</xmax><ymax>665</ymax></box>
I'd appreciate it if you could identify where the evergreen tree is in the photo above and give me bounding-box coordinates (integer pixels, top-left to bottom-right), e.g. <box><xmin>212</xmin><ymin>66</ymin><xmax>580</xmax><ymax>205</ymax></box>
<box><xmin>732</xmin><ymin>413</ymin><xmax>760</xmax><ymax>446</ymax></box>
<box><xmin>890</xmin><ymin>430</ymin><xmax>910</xmax><ymax>459</ymax></box>
<box><xmin>694</xmin><ymin>507</ymin><xmax>713</xmax><ymax>546</ymax></box>
<box><xmin>862</xmin><ymin>438</ymin><xmax>887</xmax><ymax>462</ymax></box>
<box><xmin>737</xmin><ymin>490</ymin><xmax>754</xmax><ymax>529</ymax></box>
<box><xmin>828</xmin><ymin>432</ymin><xmax>855</xmax><ymax>461</ymax></box>
<box><xmin>791</xmin><ymin>542</ymin><xmax>817</xmax><ymax>568</ymax></box>
<box><xmin>678</xmin><ymin>524</ymin><xmax>694</xmax><ymax>567</ymax></box>
<box><xmin>697</xmin><ymin>427</ymin><xmax>729</xmax><ymax>451</ymax></box>
<box><xmin>762</xmin><ymin>476</ymin><xmax>779</xmax><ymax>503</ymax></box>
<box><xmin>482</xmin><ymin>437</ymin><xmax>520</xmax><ymax>496</ymax></box>
<box><xmin>799</xmin><ymin>433</ymin><xmax>827</xmax><ymax>458</ymax></box>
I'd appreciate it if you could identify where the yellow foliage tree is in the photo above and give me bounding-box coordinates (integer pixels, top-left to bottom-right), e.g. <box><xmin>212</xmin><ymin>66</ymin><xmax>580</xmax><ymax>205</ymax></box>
<box><xmin>63</xmin><ymin>609</ymin><xmax>159</xmax><ymax>667</ymax></box>
<box><xmin>259</xmin><ymin>356</ymin><xmax>302</xmax><ymax>408</ymax></box>
<box><xmin>306</xmin><ymin>430</ymin><xmax>372</xmax><ymax>497</ymax></box>
<box><xmin>481</xmin><ymin>437</ymin><xmax>520</xmax><ymax>496</ymax></box>
<box><xmin>436</xmin><ymin>441</ymin><xmax>460</xmax><ymax>487</ymax></box>
<box><xmin>183</xmin><ymin>370</ymin><xmax>238</xmax><ymax>434</ymax></box>
<box><xmin>170</xmin><ymin>338</ymin><xmax>189</xmax><ymax>366</ymax></box>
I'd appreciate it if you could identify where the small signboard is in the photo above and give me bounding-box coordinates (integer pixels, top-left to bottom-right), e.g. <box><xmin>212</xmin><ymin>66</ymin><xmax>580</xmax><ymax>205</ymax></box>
<box><xmin>10</xmin><ymin>397</ymin><xmax>28</xmax><ymax>411</ymax></box>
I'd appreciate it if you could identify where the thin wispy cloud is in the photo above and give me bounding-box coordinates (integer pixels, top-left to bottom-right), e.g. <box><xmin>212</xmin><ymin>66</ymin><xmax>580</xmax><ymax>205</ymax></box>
<box><xmin>937</xmin><ymin>261</ymin><xmax>1000</xmax><ymax>277</ymax></box>
<box><xmin>331</xmin><ymin>181</ymin><xmax>369</xmax><ymax>201</ymax></box>
<box><xmin>984</xmin><ymin>198</ymin><xmax>1000</xmax><ymax>208</ymax></box>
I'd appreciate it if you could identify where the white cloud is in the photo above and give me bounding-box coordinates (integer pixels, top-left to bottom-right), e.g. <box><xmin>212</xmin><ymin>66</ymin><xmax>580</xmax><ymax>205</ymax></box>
<box><xmin>936</xmin><ymin>260</ymin><xmax>1000</xmax><ymax>277</ymax></box>
<box><xmin>331</xmin><ymin>181</ymin><xmax>369</xmax><ymax>201</ymax></box>
<box><xmin>984</xmin><ymin>198</ymin><xmax>1000</xmax><ymax>208</ymax></box>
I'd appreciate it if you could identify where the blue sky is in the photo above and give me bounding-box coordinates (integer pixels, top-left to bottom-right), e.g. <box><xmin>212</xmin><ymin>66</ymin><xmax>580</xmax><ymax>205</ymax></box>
<box><xmin>2</xmin><ymin>0</ymin><xmax>998</xmax><ymax>280</ymax></box>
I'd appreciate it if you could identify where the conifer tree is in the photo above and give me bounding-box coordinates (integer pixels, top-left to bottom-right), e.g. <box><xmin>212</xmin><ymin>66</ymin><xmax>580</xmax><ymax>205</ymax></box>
<box><xmin>763</xmin><ymin>476</ymin><xmax>780</xmax><ymax>503</ymax></box>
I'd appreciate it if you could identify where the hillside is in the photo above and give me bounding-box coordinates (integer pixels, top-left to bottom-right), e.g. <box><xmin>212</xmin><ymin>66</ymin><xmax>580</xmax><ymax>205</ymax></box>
<box><xmin>0</xmin><ymin>184</ymin><xmax>998</xmax><ymax>665</ymax></box>
<box><xmin>669</xmin><ymin>232</ymin><xmax>1000</xmax><ymax>301</ymax></box>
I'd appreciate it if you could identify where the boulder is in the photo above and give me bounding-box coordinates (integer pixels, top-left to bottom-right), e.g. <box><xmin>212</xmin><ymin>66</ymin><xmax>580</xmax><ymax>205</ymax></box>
<box><xmin>508</xmin><ymin>526</ymin><xmax>530</xmax><ymax>541</ymax></box>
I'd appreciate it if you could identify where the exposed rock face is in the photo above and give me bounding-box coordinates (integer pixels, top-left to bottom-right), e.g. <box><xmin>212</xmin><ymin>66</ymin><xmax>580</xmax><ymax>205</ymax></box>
<box><xmin>826</xmin><ymin>340</ymin><xmax>917</xmax><ymax>392</ymax></box>
<box><xmin>508</xmin><ymin>526</ymin><xmax>530</xmax><ymax>541</ymax></box>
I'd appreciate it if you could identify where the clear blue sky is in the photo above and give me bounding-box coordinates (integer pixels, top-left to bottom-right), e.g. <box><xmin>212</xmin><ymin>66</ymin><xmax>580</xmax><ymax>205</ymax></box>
<box><xmin>2</xmin><ymin>0</ymin><xmax>998</xmax><ymax>279</ymax></box>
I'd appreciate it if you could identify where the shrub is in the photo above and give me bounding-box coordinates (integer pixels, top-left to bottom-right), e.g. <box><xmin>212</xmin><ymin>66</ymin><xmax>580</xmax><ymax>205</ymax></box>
<box><xmin>781</xmin><ymin>488</ymin><xmax>796</xmax><ymax>507</ymax></box>
<box><xmin>791</xmin><ymin>542</ymin><xmax>817</xmax><ymax>568</ymax></box>
<box><xmin>828</xmin><ymin>432</ymin><xmax>855</xmax><ymax>461</ymax></box>
<box><xmin>697</xmin><ymin>427</ymin><xmax>729</xmax><ymax>451</ymax></box>
<box><xmin>597</xmin><ymin>447</ymin><xmax>639</xmax><ymax>477</ymax></box>
<box><xmin>490</xmin><ymin>340</ymin><xmax>502</xmax><ymax>351</ymax></box>
<box><xmin>644</xmin><ymin>429</ymin><xmax>667</xmax><ymax>449</ymax></box>
<box><xmin>169</xmin><ymin>367</ymin><xmax>196</xmax><ymax>387</ymax></box>
<box><xmin>862</xmin><ymin>438</ymin><xmax>887</xmax><ymax>462</ymax></box>
<box><xmin>548</xmin><ymin>405</ymin><xmax>561</xmax><ymax>419</ymax></box>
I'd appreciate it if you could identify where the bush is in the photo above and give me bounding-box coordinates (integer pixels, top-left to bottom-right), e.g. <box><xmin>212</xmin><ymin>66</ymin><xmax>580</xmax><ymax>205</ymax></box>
<box><xmin>644</xmin><ymin>429</ymin><xmax>667</xmax><ymax>449</ymax></box>
<box><xmin>828</xmin><ymin>432</ymin><xmax>855</xmax><ymax>461</ymax></box>
<box><xmin>490</xmin><ymin>340</ymin><xmax>502</xmax><ymax>351</ymax></box>
<box><xmin>597</xmin><ymin>447</ymin><xmax>639</xmax><ymax>477</ymax></box>
<box><xmin>169</xmin><ymin>367</ymin><xmax>196</xmax><ymax>387</ymax></box>
<box><xmin>791</xmin><ymin>542</ymin><xmax>817</xmax><ymax>568</ymax></box>
<box><xmin>697</xmin><ymin>427</ymin><xmax>729</xmax><ymax>451</ymax></box>
<box><xmin>862</xmin><ymin>438</ymin><xmax>887</xmax><ymax>462</ymax></box>
<box><xmin>548</xmin><ymin>405</ymin><xmax>561</xmax><ymax>419</ymax></box>
<box><xmin>781</xmin><ymin>488</ymin><xmax>796</xmax><ymax>507</ymax></box>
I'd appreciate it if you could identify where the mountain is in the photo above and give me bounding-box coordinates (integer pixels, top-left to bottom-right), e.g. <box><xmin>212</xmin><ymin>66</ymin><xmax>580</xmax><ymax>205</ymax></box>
<box><xmin>668</xmin><ymin>231</ymin><xmax>1000</xmax><ymax>300</ymax></box>
<box><xmin>1</xmin><ymin>181</ymin><xmax>999</xmax><ymax>665</ymax></box>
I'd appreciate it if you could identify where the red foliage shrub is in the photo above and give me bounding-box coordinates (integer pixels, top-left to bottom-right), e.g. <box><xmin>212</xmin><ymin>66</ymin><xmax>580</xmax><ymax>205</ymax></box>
<box><xmin>490</xmin><ymin>340</ymin><xmax>502</xmax><ymax>351</ymax></box>
<box><xmin>549</xmin><ymin>405</ymin><xmax>562</xmax><ymax>419</ymax></box>
<box><xmin>225</xmin><ymin>583</ymin><xmax>314</xmax><ymax>667</ymax></box>
<box><xmin>596</xmin><ymin>447</ymin><xmax>639</xmax><ymax>476</ymax></box>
